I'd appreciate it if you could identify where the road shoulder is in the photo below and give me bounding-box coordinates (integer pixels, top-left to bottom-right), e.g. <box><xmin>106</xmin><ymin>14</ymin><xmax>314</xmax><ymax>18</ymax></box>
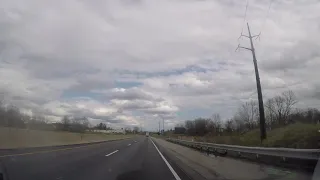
<box><xmin>152</xmin><ymin>138</ymin><xmax>208</xmax><ymax>180</ymax></box>
<box><xmin>152</xmin><ymin>138</ymin><xmax>312</xmax><ymax>180</ymax></box>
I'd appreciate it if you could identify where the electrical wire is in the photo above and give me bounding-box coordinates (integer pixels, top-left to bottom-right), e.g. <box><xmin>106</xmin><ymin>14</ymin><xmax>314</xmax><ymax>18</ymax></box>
<box><xmin>239</xmin><ymin>0</ymin><xmax>249</xmax><ymax>41</ymax></box>
<box><xmin>256</xmin><ymin>0</ymin><xmax>274</xmax><ymax>39</ymax></box>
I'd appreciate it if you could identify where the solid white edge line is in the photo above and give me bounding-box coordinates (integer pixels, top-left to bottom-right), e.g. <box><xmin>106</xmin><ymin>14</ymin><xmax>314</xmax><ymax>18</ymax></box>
<box><xmin>105</xmin><ymin>150</ymin><xmax>119</xmax><ymax>157</ymax></box>
<box><xmin>150</xmin><ymin>138</ymin><xmax>182</xmax><ymax>180</ymax></box>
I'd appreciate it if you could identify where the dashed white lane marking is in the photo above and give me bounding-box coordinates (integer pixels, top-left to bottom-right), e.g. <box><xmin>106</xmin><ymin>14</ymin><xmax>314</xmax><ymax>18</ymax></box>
<box><xmin>150</xmin><ymin>138</ymin><xmax>181</xmax><ymax>180</ymax></box>
<box><xmin>105</xmin><ymin>150</ymin><xmax>119</xmax><ymax>157</ymax></box>
<box><xmin>134</xmin><ymin>141</ymin><xmax>137</xmax><ymax>143</ymax></box>
<box><xmin>127</xmin><ymin>144</ymin><xmax>131</xmax><ymax>146</ymax></box>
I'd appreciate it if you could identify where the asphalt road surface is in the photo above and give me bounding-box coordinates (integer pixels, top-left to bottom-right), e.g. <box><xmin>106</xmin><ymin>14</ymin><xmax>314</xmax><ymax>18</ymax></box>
<box><xmin>0</xmin><ymin>137</ymin><xmax>188</xmax><ymax>180</ymax></box>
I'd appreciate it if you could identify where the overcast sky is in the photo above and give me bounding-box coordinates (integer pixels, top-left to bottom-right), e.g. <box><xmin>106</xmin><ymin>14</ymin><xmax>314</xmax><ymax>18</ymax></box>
<box><xmin>1</xmin><ymin>0</ymin><xmax>319</xmax><ymax>131</ymax></box>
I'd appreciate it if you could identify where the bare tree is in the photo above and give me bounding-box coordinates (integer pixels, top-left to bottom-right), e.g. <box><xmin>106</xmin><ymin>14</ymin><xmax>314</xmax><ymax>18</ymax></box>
<box><xmin>265</xmin><ymin>97</ymin><xmax>280</xmax><ymax>129</ymax></box>
<box><xmin>194</xmin><ymin>118</ymin><xmax>207</xmax><ymax>136</ymax></box>
<box><xmin>265</xmin><ymin>90</ymin><xmax>297</xmax><ymax>126</ymax></box>
<box><xmin>282</xmin><ymin>90</ymin><xmax>298</xmax><ymax>121</ymax></box>
<box><xmin>211</xmin><ymin>113</ymin><xmax>222</xmax><ymax>135</ymax></box>
<box><xmin>290</xmin><ymin>108</ymin><xmax>320</xmax><ymax>124</ymax></box>
<box><xmin>21</xmin><ymin>113</ymin><xmax>31</xmax><ymax>124</ymax></box>
<box><xmin>232</xmin><ymin>114</ymin><xmax>246</xmax><ymax>134</ymax></box>
<box><xmin>133</xmin><ymin>126</ymin><xmax>140</xmax><ymax>133</ymax></box>
<box><xmin>185</xmin><ymin>120</ymin><xmax>195</xmax><ymax>135</ymax></box>
<box><xmin>237</xmin><ymin>100</ymin><xmax>258</xmax><ymax>130</ymax></box>
<box><xmin>33</xmin><ymin>114</ymin><xmax>48</xmax><ymax>124</ymax></box>
<box><xmin>61</xmin><ymin>115</ymin><xmax>71</xmax><ymax>131</ymax></box>
<box><xmin>205</xmin><ymin>119</ymin><xmax>214</xmax><ymax>134</ymax></box>
<box><xmin>224</xmin><ymin>119</ymin><xmax>234</xmax><ymax>133</ymax></box>
<box><xmin>304</xmin><ymin>108</ymin><xmax>320</xmax><ymax>124</ymax></box>
<box><xmin>125</xmin><ymin>127</ymin><xmax>132</xmax><ymax>133</ymax></box>
<box><xmin>74</xmin><ymin>117</ymin><xmax>90</xmax><ymax>128</ymax></box>
<box><xmin>175</xmin><ymin>123</ymin><xmax>185</xmax><ymax>128</ymax></box>
<box><xmin>68</xmin><ymin>116</ymin><xmax>90</xmax><ymax>133</ymax></box>
<box><xmin>6</xmin><ymin>106</ymin><xmax>24</xmax><ymax>128</ymax></box>
<box><xmin>0</xmin><ymin>100</ymin><xmax>7</xmax><ymax>126</ymax></box>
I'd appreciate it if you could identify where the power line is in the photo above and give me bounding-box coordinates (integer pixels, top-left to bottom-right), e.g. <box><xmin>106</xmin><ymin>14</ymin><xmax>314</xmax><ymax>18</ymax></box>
<box><xmin>238</xmin><ymin>0</ymin><xmax>274</xmax><ymax>43</ymax></box>
<box><xmin>256</xmin><ymin>0</ymin><xmax>274</xmax><ymax>40</ymax></box>
<box><xmin>239</xmin><ymin>0</ymin><xmax>250</xmax><ymax>42</ymax></box>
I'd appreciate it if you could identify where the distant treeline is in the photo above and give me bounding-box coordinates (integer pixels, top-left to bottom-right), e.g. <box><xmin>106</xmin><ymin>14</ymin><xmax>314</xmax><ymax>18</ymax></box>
<box><xmin>0</xmin><ymin>101</ymin><xmax>143</xmax><ymax>134</ymax></box>
<box><xmin>0</xmin><ymin>101</ymin><xmax>112</xmax><ymax>133</ymax></box>
<box><xmin>176</xmin><ymin>90</ymin><xmax>320</xmax><ymax>136</ymax></box>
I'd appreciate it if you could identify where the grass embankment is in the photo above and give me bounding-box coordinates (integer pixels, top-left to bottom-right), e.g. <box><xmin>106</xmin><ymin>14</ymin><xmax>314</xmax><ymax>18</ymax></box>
<box><xmin>0</xmin><ymin>127</ymin><xmax>133</xmax><ymax>149</ymax></box>
<box><xmin>176</xmin><ymin>123</ymin><xmax>320</xmax><ymax>149</ymax></box>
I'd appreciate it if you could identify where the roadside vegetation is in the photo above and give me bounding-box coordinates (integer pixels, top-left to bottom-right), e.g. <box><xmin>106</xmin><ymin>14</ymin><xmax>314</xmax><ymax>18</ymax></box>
<box><xmin>172</xmin><ymin>90</ymin><xmax>320</xmax><ymax>149</ymax></box>
<box><xmin>0</xmin><ymin>127</ymin><xmax>133</xmax><ymax>149</ymax></box>
<box><xmin>0</xmin><ymin>101</ymin><xmax>139</xmax><ymax>148</ymax></box>
<box><xmin>190</xmin><ymin>123</ymin><xmax>320</xmax><ymax>148</ymax></box>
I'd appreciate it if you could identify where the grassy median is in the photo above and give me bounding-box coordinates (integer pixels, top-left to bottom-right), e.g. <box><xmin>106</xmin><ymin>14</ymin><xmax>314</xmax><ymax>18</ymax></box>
<box><xmin>0</xmin><ymin>127</ymin><xmax>133</xmax><ymax>149</ymax></box>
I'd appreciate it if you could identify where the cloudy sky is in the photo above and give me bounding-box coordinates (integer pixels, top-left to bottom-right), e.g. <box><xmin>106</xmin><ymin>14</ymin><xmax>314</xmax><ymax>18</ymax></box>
<box><xmin>0</xmin><ymin>0</ymin><xmax>319</xmax><ymax>131</ymax></box>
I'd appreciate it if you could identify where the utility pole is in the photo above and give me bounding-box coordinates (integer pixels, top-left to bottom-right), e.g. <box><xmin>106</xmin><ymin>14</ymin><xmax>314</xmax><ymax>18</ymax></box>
<box><xmin>140</xmin><ymin>123</ymin><xmax>142</xmax><ymax>133</ymax></box>
<box><xmin>236</xmin><ymin>22</ymin><xmax>267</xmax><ymax>141</ymax></box>
<box><xmin>158</xmin><ymin>120</ymin><xmax>160</xmax><ymax>134</ymax></box>
<box><xmin>162</xmin><ymin>117</ymin><xmax>165</xmax><ymax>135</ymax></box>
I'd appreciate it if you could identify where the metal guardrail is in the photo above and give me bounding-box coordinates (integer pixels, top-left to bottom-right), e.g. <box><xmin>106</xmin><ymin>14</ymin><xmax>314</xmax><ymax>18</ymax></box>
<box><xmin>167</xmin><ymin>138</ymin><xmax>320</xmax><ymax>171</ymax></box>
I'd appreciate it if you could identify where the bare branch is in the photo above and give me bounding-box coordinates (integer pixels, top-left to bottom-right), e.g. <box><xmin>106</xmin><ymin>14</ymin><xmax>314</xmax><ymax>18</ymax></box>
<box><xmin>252</xmin><ymin>32</ymin><xmax>261</xmax><ymax>38</ymax></box>
<box><xmin>250</xmin><ymin>32</ymin><xmax>261</xmax><ymax>41</ymax></box>
<box><xmin>238</xmin><ymin>32</ymin><xmax>250</xmax><ymax>40</ymax></box>
<box><xmin>235</xmin><ymin>44</ymin><xmax>252</xmax><ymax>52</ymax></box>
<box><xmin>235</xmin><ymin>44</ymin><xmax>240</xmax><ymax>52</ymax></box>
<box><xmin>238</xmin><ymin>46</ymin><xmax>252</xmax><ymax>51</ymax></box>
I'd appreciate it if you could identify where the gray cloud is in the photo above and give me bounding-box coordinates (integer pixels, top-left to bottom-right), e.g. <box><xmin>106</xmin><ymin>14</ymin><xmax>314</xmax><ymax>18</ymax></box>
<box><xmin>111</xmin><ymin>99</ymin><xmax>155</xmax><ymax>110</ymax></box>
<box><xmin>0</xmin><ymin>0</ymin><xmax>320</xmax><ymax>130</ymax></box>
<box><xmin>261</xmin><ymin>41</ymin><xmax>320</xmax><ymax>72</ymax></box>
<box><xmin>109</xmin><ymin>88</ymin><xmax>179</xmax><ymax>115</ymax></box>
<box><xmin>109</xmin><ymin>87</ymin><xmax>163</xmax><ymax>101</ymax></box>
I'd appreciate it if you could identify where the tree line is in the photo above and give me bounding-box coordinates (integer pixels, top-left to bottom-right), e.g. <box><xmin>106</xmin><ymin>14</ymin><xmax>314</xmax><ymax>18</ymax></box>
<box><xmin>94</xmin><ymin>122</ymin><xmax>113</xmax><ymax>130</ymax></box>
<box><xmin>0</xmin><ymin>99</ymin><xmax>140</xmax><ymax>134</ymax></box>
<box><xmin>0</xmin><ymin>101</ymin><xmax>114</xmax><ymax>133</ymax></box>
<box><xmin>178</xmin><ymin>90</ymin><xmax>320</xmax><ymax>136</ymax></box>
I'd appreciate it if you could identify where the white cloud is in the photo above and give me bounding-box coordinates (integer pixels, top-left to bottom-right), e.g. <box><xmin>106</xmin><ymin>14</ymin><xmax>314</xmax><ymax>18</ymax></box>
<box><xmin>0</xmin><ymin>0</ymin><xmax>320</xmax><ymax>130</ymax></box>
<box><xmin>108</xmin><ymin>87</ymin><xmax>163</xmax><ymax>101</ymax></box>
<box><xmin>108</xmin><ymin>87</ymin><xmax>179</xmax><ymax>115</ymax></box>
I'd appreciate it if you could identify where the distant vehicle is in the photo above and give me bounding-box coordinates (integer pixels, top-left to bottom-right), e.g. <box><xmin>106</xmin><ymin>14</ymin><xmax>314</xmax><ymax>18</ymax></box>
<box><xmin>146</xmin><ymin>132</ymin><xmax>149</xmax><ymax>137</ymax></box>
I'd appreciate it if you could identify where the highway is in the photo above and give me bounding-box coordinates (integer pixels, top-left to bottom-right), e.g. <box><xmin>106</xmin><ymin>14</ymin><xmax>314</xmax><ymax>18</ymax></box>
<box><xmin>0</xmin><ymin>137</ymin><xmax>188</xmax><ymax>180</ymax></box>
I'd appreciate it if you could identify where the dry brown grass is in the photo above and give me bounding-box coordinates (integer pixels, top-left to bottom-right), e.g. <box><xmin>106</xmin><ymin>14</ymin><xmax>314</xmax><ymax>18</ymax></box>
<box><xmin>0</xmin><ymin>127</ymin><xmax>133</xmax><ymax>149</ymax></box>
